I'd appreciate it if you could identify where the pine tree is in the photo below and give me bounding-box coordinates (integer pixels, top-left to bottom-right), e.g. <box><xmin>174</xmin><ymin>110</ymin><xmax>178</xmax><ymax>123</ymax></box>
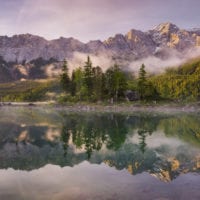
<box><xmin>83</xmin><ymin>56</ymin><xmax>93</xmax><ymax>98</ymax></box>
<box><xmin>60</xmin><ymin>59</ymin><xmax>70</xmax><ymax>92</ymax></box>
<box><xmin>92</xmin><ymin>66</ymin><xmax>103</xmax><ymax>101</ymax></box>
<box><xmin>138</xmin><ymin>64</ymin><xmax>147</xmax><ymax>100</ymax></box>
<box><xmin>70</xmin><ymin>70</ymin><xmax>76</xmax><ymax>96</ymax></box>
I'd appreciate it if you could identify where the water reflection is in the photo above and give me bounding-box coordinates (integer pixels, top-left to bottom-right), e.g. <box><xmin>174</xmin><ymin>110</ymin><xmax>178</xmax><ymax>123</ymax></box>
<box><xmin>0</xmin><ymin>107</ymin><xmax>199</xmax><ymax>183</ymax></box>
<box><xmin>1</xmin><ymin>162</ymin><xmax>200</xmax><ymax>200</ymax></box>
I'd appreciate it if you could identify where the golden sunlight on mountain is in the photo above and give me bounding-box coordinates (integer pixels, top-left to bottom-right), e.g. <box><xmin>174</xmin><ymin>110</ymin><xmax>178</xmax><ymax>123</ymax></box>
<box><xmin>156</xmin><ymin>23</ymin><xmax>178</xmax><ymax>35</ymax></box>
<box><xmin>168</xmin><ymin>33</ymin><xmax>180</xmax><ymax>47</ymax></box>
<box><xmin>126</xmin><ymin>31</ymin><xmax>140</xmax><ymax>42</ymax></box>
<box><xmin>196</xmin><ymin>36</ymin><xmax>200</xmax><ymax>46</ymax></box>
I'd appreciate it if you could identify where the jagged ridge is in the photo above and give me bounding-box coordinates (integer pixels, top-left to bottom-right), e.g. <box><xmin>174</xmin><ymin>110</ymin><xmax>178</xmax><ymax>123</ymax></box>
<box><xmin>0</xmin><ymin>22</ymin><xmax>200</xmax><ymax>82</ymax></box>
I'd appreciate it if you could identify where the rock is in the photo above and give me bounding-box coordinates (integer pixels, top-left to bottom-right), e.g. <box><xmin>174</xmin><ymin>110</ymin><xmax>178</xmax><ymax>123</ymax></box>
<box><xmin>0</xmin><ymin>22</ymin><xmax>200</xmax><ymax>82</ymax></box>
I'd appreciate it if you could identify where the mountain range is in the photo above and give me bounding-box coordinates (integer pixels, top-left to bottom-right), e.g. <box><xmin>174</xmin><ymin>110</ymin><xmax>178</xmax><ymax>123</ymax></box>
<box><xmin>0</xmin><ymin>22</ymin><xmax>200</xmax><ymax>82</ymax></box>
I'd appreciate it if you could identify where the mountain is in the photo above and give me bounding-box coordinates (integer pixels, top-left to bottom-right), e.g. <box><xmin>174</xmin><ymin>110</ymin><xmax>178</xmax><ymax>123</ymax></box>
<box><xmin>0</xmin><ymin>22</ymin><xmax>200</xmax><ymax>82</ymax></box>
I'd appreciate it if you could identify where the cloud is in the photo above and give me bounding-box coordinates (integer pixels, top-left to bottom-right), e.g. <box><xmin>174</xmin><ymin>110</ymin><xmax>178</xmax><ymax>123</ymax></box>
<box><xmin>68</xmin><ymin>52</ymin><xmax>115</xmax><ymax>73</ymax></box>
<box><xmin>43</xmin><ymin>47</ymin><xmax>200</xmax><ymax>78</ymax></box>
<box><xmin>128</xmin><ymin>47</ymin><xmax>200</xmax><ymax>74</ymax></box>
<box><xmin>60</xmin><ymin>46</ymin><xmax>200</xmax><ymax>76</ymax></box>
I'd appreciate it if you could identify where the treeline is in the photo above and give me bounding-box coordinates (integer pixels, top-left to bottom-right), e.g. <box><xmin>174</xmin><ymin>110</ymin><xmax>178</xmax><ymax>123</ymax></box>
<box><xmin>60</xmin><ymin>56</ymin><xmax>130</xmax><ymax>102</ymax></box>
<box><xmin>150</xmin><ymin>58</ymin><xmax>200</xmax><ymax>101</ymax></box>
<box><xmin>60</xmin><ymin>56</ymin><xmax>161</xmax><ymax>102</ymax></box>
<box><xmin>1</xmin><ymin>56</ymin><xmax>199</xmax><ymax>103</ymax></box>
<box><xmin>59</xmin><ymin>56</ymin><xmax>200</xmax><ymax>103</ymax></box>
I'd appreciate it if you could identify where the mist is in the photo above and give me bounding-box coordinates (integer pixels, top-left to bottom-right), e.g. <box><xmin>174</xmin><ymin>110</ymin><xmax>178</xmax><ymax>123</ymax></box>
<box><xmin>68</xmin><ymin>47</ymin><xmax>200</xmax><ymax>75</ymax></box>
<box><xmin>68</xmin><ymin>52</ymin><xmax>115</xmax><ymax>73</ymax></box>
<box><xmin>128</xmin><ymin>47</ymin><xmax>200</xmax><ymax>74</ymax></box>
<box><xmin>45</xmin><ymin>47</ymin><xmax>200</xmax><ymax>77</ymax></box>
<box><xmin>44</xmin><ymin>52</ymin><xmax>114</xmax><ymax>77</ymax></box>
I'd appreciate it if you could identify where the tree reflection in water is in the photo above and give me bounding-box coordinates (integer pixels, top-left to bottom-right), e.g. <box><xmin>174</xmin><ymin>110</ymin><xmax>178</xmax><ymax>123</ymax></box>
<box><xmin>0</xmin><ymin>109</ymin><xmax>199</xmax><ymax>181</ymax></box>
<box><xmin>60</xmin><ymin>113</ymin><xmax>160</xmax><ymax>157</ymax></box>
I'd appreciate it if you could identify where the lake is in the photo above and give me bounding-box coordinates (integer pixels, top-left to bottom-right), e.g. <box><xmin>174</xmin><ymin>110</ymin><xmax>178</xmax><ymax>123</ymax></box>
<box><xmin>0</xmin><ymin>106</ymin><xmax>200</xmax><ymax>200</ymax></box>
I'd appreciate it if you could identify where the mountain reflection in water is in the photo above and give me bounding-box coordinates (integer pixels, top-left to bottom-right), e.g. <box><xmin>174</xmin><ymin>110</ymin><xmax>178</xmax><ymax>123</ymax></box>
<box><xmin>0</xmin><ymin>107</ymin><xmax>199</xmax><ymax>200</ymax></box>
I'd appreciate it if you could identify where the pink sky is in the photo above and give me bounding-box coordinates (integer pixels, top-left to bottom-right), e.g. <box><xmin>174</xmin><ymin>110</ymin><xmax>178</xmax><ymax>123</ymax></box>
<box><xmin>0</xmin><ymin>0</ymin><xmax>200</xmax><ymax>42</ymax></box>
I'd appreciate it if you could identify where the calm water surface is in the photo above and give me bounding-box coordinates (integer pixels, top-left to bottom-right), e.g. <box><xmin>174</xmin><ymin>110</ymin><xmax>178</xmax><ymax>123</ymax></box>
<box><xmin>0</xmin><ymin>107</ymin><xmax>200</xmax><ymax>200</ymax></box>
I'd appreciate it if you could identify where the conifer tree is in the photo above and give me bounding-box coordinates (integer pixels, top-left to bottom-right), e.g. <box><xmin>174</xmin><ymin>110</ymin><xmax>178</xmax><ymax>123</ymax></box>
<box><xmin>83</xmin><ymin>56</ymin><xmax>93</xmax><ymax>98</ymax></box>
<box><xmin>60</xmin><ymin>59</ymin><xmax>70</xmax><ymax>92</ymax></box>
<box><xmin>92</xmin><ymin>66</ymin><xmax>103</xmax><ymax>101</ymax></box>
<box><xmin>70</xmin><ymin>70</ymin><xmax>76</xmax><ymax>96</ymax></box>
<box><xmin>138</xmin><ymin>64</ymin><xmax>147</xmax><ymax>100</ymax></box>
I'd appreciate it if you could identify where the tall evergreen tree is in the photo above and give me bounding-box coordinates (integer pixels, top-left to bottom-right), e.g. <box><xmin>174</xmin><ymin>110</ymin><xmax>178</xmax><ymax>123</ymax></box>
<box><xmin>92</xmin><ymin>66</ymin><xmax>103</xmax><ymax>101</ymax></box>
<box><xmin>60</xmin><ymin>59</ymin><xmax>70</xmax><ymax>92</ymax></box>
<box><xmin>83</xmin><ymin>56</ymin><xmax>93</xmax><ymax>98</ymax></box>
<box><xmin>70</xmin><ymin>70</ymin><xmax>76</xmax><ymax>96</ymax></box>
<box><xmin>138</xmin><ymin>64</ymin><xmax>147</xmax><ymax>100</ymax></box>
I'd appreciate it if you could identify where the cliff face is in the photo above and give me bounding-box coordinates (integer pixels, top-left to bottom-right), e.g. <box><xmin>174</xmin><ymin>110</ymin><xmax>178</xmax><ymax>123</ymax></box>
<box><xmin>0</xmin><ymin>22</ymin><xmax>200</xmax><ymax>82</ymax></box>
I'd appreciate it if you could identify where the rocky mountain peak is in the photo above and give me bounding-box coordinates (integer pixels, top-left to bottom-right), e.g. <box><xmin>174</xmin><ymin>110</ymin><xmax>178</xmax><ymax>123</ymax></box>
<box><xmin>153</xmin><ymin>22</ymin><xmax>179</xmax><ymax>34</ymax></box>
<box><xmin>189</xmin><ymin>28</ymin><xmax>200</xmax><ymax>35</ymax></box>
<box><xmin>104</xmin><ymin>34</ymin><xmax>129</xmax><ymax>50</ymax></box>
<box><xmin>12</xmin><ymin>34</ymin><xmax>46</xmax><ymax>43</ymax></box>
<box><xmin>104</xmin><ymin>34</ymin><xmax>126</xmax><ymax>44</ymax></box>
<box><xmin>0</xmin><ymin>22</ymin><xmax>200</xmax><ymax>82</ymax></box>
<box><xmin>126</xmin><ymin>29</ymin><xmax>145</xmax><ymax>42</ymax></box>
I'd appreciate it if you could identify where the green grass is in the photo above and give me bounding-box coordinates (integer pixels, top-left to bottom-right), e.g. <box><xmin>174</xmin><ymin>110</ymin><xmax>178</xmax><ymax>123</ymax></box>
<box><xmin>0</xmin><ymin>79</ymin><xmax>61</xmax><ymax>102</ymax></box>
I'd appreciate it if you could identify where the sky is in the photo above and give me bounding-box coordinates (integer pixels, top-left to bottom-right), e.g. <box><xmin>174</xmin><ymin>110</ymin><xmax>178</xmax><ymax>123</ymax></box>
<box><xmin>0</xmin><ymin>0</ymin><xmax>200</xmax><ymax>42</ymax></box>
